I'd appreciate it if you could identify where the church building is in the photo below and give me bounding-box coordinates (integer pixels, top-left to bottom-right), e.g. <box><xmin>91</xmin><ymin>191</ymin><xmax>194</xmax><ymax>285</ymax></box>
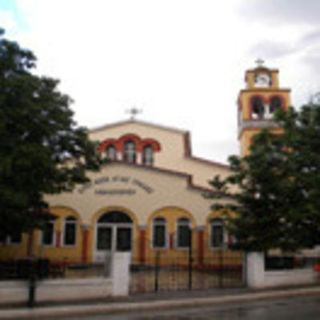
<box><xmin>0</xmin><ymin>63</ymin><xmax>291</xmax><ymax>265</ymax></box>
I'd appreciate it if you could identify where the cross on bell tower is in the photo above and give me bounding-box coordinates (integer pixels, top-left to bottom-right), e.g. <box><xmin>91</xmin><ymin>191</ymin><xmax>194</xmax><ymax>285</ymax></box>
<box><xmin>255</xmin><ymin>58</ymin><xmax>265</xmax><ymax>67</ymax></box>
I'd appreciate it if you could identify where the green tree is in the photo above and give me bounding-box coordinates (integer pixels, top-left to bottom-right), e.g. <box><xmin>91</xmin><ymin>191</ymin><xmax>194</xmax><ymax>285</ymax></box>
<box><xmin>0</xmin><ymin>29</ymin><xmax>103</xmax><ymax>237</ymax></box>
<box><xmin>208</xmin><ymin>103</ymin><xmax>320</xmax><ymax>253</ymax></box>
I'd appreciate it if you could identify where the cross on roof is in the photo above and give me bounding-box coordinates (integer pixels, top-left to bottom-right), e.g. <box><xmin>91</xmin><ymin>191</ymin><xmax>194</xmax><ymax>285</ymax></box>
<box><xmin>255</xmin><ymin>58</ymin><xmax>265</xmax><ymax>67</ymax></box>
<box><xmin>126</xmin><ymin>107</ymin><xmax>142</xmax><ymax>120</ymax></box>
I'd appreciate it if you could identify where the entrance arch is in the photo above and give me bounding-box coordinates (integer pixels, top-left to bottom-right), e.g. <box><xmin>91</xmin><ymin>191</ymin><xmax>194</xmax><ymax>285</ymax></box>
<box><xmin>95</xmin><ymin>211</ymin><xmax>133</xmax><ymax>261</ymax></box>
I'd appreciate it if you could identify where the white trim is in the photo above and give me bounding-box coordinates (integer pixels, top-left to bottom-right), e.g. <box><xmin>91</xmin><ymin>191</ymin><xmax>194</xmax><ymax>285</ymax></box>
<box><xmin>175</xmin><ymin>218</ymin><xmax>191</xmax><ymax>250</ymax></box>
<box><xmin>209</xmin><ymin>219</ymin><xmax>228</xmax><ymax>250</ymax></box>
<box><xmin>62</xmin><ymin>217</ymin><xmax>77</xmax><ymax>247</ymax></box>
<box><xmin>94</xmin><ymin>222</ymin><xmax>134</xmax><ymax>262</ymax></box>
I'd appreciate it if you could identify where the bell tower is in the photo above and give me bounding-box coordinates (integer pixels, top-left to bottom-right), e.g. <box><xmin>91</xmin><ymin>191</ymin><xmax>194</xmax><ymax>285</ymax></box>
<box><xmin>237</xmin><ymin>60</ymin><xmax>291</xmax><ymax>156</ymax></box>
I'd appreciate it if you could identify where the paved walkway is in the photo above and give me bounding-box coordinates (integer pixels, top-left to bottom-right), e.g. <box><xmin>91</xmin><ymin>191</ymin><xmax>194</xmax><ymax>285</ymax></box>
<box><xmin>0</xmin><ymin>286</ymin><xmax>320</xmax><ymax>319</ymax></box>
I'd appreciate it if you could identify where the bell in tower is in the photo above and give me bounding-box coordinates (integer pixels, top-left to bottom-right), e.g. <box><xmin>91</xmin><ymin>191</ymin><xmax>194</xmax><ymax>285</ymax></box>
<box><xmin>237</xmin><ymin>60</ymin><xmax>291</xmax><ymax>156</ymax></box>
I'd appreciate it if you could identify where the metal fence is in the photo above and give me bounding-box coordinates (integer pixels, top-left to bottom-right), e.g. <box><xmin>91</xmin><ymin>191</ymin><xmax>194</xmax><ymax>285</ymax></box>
<box><xmin>130</xmin><ymin>250</ymin><xmax>244</xmax><ymax>294</ymax></box>
<box><xmin>0</xmin><ymin>258</ymin><xmax>112</xmax><ymax>281</ymax></box>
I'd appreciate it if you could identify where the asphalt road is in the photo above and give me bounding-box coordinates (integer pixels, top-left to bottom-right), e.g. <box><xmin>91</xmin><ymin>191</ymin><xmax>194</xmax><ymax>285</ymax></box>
<box><xmin>44</xmin><ymin>295</ymin><xmax>320</xmax><ymax>320</ymax></box>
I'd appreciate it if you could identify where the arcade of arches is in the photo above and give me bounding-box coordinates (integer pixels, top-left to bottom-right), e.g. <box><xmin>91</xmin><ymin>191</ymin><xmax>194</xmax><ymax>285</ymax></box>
<box><xmin>0</xmin><ymin>205</ymin><xmax>240</xmax><ymax>265</ymax></box>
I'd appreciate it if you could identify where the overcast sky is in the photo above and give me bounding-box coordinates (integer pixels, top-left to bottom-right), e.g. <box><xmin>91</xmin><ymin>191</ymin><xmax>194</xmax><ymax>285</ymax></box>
<box><xmin>1</xmin><ymin>0</ymin><xmax>320</xmax><ymax>164</ymax></box>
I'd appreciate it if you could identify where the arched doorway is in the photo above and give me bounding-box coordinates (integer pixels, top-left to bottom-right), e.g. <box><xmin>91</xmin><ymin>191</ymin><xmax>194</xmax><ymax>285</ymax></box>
<box><xmin>96</xmin><ymin>211</ymin><xmax>133</xmax><ymax>256</ymax></box>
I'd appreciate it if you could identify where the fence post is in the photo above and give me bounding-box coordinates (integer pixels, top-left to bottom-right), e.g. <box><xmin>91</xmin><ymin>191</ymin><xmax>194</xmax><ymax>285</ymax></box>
<box><xmin>247</xmin><ymin>252</ymin><xmax>265</xmax><ymax>288</ymax></box>
<box><xmin>154</xmin><ymin>251</ymin><xmax>160</xmax><ymax>292</ymax></box>
<box><xmin>218</xmin><ymin>249</ymin><xmax>223</xmax><ymax>288</ymax></box>
<box><xmin>27</xmin><ymin>259</ymin><xmax>36</xmax><ymax>308</ymax></box>
<box><xmin>188</xmin><ymin>228</ymin><xmax>193</xmax><ymax>290</ymax></box>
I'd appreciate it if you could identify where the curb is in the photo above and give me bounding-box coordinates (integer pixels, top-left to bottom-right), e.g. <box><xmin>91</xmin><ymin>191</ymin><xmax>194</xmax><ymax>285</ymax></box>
<box><xmin>0</xmin><ymin>287</ymin><xmax>320</xmax><ymax>319</ymax></box>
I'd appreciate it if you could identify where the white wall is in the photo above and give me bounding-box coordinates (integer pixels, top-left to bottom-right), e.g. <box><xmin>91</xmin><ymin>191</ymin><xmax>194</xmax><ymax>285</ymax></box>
<box><xmin>0</xmin><ymin>252</ymin><xmax>131</xmax><ymax>305</ymax></box>
<box><xmin>247</xmin><ymin>252</ymin><xmax>320</xmax><ymax>289</ymax></box>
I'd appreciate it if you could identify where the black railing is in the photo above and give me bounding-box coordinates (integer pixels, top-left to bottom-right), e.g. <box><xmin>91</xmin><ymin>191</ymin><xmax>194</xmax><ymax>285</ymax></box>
<box><xmin>130</xmin><ymin>250</ymin><xmax>243</xmax><ymax>294</ymax></box>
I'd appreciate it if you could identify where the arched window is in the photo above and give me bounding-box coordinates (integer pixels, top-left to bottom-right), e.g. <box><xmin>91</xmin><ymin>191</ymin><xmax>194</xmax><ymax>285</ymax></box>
<box><xmin>106</xmin><ymin>145</ymin><xmax>117</xmax><ymax>161</ymax></box>
<box><xmin>143</xmin><ymin>145</ymin><xmax>154</xmax><ymax>166</ymax></box>
<box><xmin>152</xmin><ymin>217</ymin><xmax>166</xmax><ymax>248</ymax></box>
<box><xmin>63</xmin><ymin>216</ymin><xmax>77</xmax><ymax>246</ymax></box>
<box><xmin>269</xmin><ymin>96</ymin><xmax>282</xmax><ymax>114</ymax></box>
<box><xmin>176</xmin><ymin>217</ymin><xmax>191</xmax><ymax>248</ymax></box>
<box><xmin>97</xmin><ymin>211</ymin><xmax>133</xmax><ymax>252</ymax></box>
<box><xmin>209</xmin><ymin>218</ymin><xmax>226</xmax><ymax>249</ymax></box>
<box><xmin>98</xmin><ymin>211</ymin><xmax>133</xmax><ymax>223</ymax></box>
<box><xmin>124</xmin><ymin>140</ymin><xmax>136</xmax><ymax>163</ymax></box>
<box><xmin>251</xmin><ymin>97</ymin><xmax>264</xmax><ymax>119</ymax></box>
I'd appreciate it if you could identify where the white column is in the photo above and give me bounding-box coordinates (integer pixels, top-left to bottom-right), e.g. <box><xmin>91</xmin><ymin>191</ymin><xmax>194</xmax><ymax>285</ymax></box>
<box><xmin>136</xmin><ymin>152</ymin><xmax>142</xmax><ymax>164</ymax></box>
<box><xmin>111</xmin><ymin>252</ymin><xmax>131</xmax><ymax>296</ymax></box>
<box><xmin>247</xmin><ymin>252</ymin><xmax>265</xmax><ymax>288</ymax></box>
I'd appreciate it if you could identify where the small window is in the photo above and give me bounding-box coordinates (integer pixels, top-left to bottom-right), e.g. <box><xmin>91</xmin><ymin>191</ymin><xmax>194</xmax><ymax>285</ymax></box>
<box><xmin>143</xmin><ymin>145</ymin><xmax>154</xmax><ymax>166</ymax></box>
<box><xmin>251</xmin><ymin>97</ymin><xmax>264</xmax><ymax>119</ymax></box>
<box><xmin>41</xmin><ymin>221</ymin><xmax>54</xmax><ymax>246</ymax></box>
<box><xmin>106</xmin><ymin>145</ymin><xmax>117</xmax><ymax>161</ymax></box>
<box><xmin>63</xmin><ymin>216</ymin><xmax>77</xmax><ymax>246</ymax></box>
<box><xmin>152</xmin><ymin>217</ymin><xmax>166</xmax><ymax>248</ymax></box>
<box><xmin>124</xmin><ymin>140</ymin><xmax>136</xmax><ymax>163</ymax></box>
<box><xmin>8</xmin><ymin>232</ymin><xmax>22</xmax><ymax>245</ymax></box>
<box><xmin>210</xmin><ymin>218</ymin><xmax>226</xmax><ymax>249</ymax></box>
<box><xmin>176</xmin><ymin>217</ymin><xmax>191</xmax><ymax>248</ymax></box>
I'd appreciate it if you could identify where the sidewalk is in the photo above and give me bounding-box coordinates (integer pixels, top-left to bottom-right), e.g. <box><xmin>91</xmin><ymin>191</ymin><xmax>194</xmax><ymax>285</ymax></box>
<box><xmin>0</xmin><ymin>286</ymin><xmax>320</xmax><ymax>319</ymax></box>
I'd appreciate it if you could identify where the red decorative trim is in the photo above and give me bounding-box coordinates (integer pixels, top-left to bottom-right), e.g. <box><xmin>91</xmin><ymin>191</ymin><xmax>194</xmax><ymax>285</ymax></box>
<box><xmin>81</xmin><ymin>229</ymin><xmax>89</xmax><ymax>263</ymax></box>
<box><xmin>56</xmin><ymin>231</ymin><xmax>61</xmax><ymax>248</ymax></box>
<box><xmin>139</xmin><ymin>229</ymin><xmax>146</xmax><ymax>264</ymax></box>
<box><xmin>117</xmin><ymin>133</ymin><xmax>143</xmax><ymax>152</ymax></box>
<box><xmin>99</xmin><ymin>134</ymin><xmax>162</xmax><ymax>154</ymax></box>
<box><xmin>197</xmin><ymin>229</ymin><xmax>204</xmax><ymax>265</ymax></box>
<box><xmin>142</xmin><ymin>138</ymin><xmax>161</xmax><ymax>151</ymax></box>
<box><xmin>98</xmin><ymin>139</ymin><xmax>117</xmax><ymax>153</ymax></box>
<box><xmin>169</xmin><ymin>233</ymin><xmax>174</xmax><ymax>249</ymax></box>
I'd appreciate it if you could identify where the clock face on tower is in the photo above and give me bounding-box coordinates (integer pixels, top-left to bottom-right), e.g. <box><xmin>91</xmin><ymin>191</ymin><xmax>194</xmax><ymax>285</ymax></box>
<box><xmin>254</xmin><ymin>73</ymin><xmax>271</xmax><ymax>87</ymax></box>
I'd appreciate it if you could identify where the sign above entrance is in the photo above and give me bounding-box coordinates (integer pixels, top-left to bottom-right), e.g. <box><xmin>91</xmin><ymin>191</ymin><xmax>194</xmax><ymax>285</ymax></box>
<box><xmin>78</xmin><ymin>175</ymin><xmax>154</xmax><ymax>195</ymax></box>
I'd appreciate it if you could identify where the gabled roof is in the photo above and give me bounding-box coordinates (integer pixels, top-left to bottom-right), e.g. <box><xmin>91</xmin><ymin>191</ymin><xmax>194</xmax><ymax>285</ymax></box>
<box><xmin>90</xmin><ymin>118</ymin><xmax>229</xmax><ymax>169</ymax></box>
<box><xmin>90</xmin><ymin>119</ymin><xmax>188</xmax><ymax>135</ymax></box>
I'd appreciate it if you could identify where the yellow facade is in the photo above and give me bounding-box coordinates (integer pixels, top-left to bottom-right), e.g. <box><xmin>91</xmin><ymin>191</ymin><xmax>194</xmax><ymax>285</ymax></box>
<box><xmin>1</xmin><ymin>64</ymin><xmax>290</xmax><ymax>268</ymax></box>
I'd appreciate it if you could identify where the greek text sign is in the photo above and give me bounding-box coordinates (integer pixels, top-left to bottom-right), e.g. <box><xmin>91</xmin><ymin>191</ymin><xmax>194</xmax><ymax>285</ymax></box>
<box><xmin>78</xmin><ymin>175</ymin><xmax>154</xmax><ymax>195</ymax></box>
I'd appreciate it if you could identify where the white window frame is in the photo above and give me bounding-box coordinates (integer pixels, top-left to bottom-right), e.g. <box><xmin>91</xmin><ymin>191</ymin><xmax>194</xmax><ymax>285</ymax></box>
<box><xmin>106</xmin><ymin>145</ymin><xmax>117</xmax><ymax>161</ymax></box>
<box><xmin>95</xmin><ymin>223</ymin><xmax>133</xmax><ymax>252</ymax></box>
<box><xmin>151</xmin><ymin>217</ymin><xmax>168</xmax><ymax>249</ymax></box>
<box><xmin>175</xmin><ymin>218</ymin><xmax>191</xmax><ymax>250</ymax></box>
<box><xmin>123</xmin><ymin>140</ymin><xmax>136</xmax><ymax>164</ymax></box>
<box><xmin>62</xmin><ymin>216</ymin><xmax>77</xmax><ymax>247</ymax></box>
<box><xmin>209</xmin><ymin>219</ymin><xmax>228</xmax><ymax>250</ymax></box>
<box><xmin>40</xmin><ymin>221</ymin><xmax>56</xmax><ymax>247</ymax></box>
<box><xmin>143</xmin><ymin>145</ymin><xmax>154</xmax><ymax>166</ymax></box>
